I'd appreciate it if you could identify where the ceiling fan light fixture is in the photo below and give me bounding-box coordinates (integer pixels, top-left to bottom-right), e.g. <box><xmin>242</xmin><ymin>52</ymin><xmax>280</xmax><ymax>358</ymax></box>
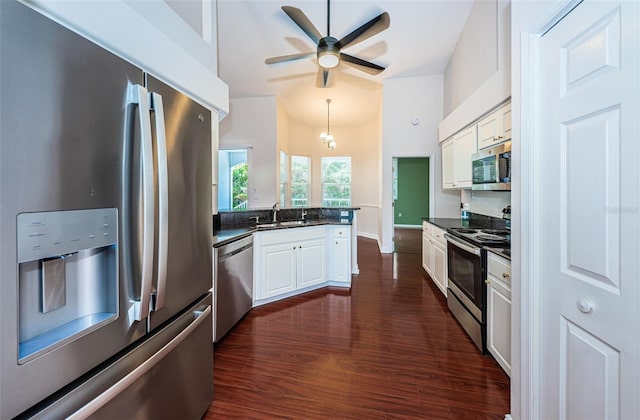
<box><xmin>318</xmin><ymin>50</ymin><xmax>339</xmax><ymax>68</ymax></box>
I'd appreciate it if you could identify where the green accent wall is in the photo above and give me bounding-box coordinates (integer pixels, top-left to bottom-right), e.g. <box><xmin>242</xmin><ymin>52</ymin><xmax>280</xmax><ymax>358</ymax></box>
<box><xmin>394</xmin><ymin>158</ymin><xmax>429</xmax><ymax>225</ymax></box>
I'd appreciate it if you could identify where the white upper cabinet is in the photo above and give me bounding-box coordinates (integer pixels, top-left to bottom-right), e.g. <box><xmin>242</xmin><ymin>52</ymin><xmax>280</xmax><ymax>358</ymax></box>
<box><xmin>442</xmin><ymin>125</ymin><xmax>477</xmax><ymax>189</ymax></box>
<box><xmin>477</xmin><ymin>103</ymin><xmax>512</xmax><ymax>150</ymax></box>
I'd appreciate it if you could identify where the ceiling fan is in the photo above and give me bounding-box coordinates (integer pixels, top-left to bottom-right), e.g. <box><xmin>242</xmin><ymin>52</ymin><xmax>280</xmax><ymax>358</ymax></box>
<box><xmin>265</xmin><ymin>0</ymin><xmax>390</xmax><ymax>88</ymax></box>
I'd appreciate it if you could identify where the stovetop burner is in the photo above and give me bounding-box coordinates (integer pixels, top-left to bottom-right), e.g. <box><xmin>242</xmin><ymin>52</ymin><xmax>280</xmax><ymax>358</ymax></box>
<box><xmin>481</xmin><ymin>229</ymin><xmax>510</xmax><ymax>236</ymax></box>
<box><xmin>447</xmin><ymin>227</ymin><xmax>511</xmax><ymax>247</ymax></box>
<box><xmin>455</xmin><ymin>229</ymin><xmax>480</xmax><ymax>234</ymax></box>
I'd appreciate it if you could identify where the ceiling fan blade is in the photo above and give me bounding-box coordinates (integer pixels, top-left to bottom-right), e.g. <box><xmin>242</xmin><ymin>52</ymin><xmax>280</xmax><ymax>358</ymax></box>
<box><xmin>338</xmin><ymin>12</ymin><xmax>390</xmax><ymax>49</ymax></box>
<box><xmin>315</xmin><ymin>68</ymin><xmax>334</xmax><ymax>88</ymax></box>
<box><xmin>282</xmin><ymin>6</ymin><xmax>322</xmax><ymax>44</ymax></box>
<box><xmin>340</xmin><ymin>53</ymin><xmax>385</xmax><ymax>75</ymax></box>
<box><xmin>265</xmin><ymin>52</ymin><xmax>315</xmax><ymax>65</ymax></box>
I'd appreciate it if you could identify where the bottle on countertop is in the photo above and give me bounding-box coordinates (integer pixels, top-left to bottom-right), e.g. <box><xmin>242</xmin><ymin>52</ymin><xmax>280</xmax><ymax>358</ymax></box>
<box><xmin>461</xmin><ymin>203</ymin><xmax>470</xmax><ymax>220</ymax></box>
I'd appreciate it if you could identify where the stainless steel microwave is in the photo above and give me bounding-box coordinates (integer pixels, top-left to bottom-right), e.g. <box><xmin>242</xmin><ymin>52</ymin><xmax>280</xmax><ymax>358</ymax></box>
<box><xmin>471</xmin><ymin>141</ymin><xmax>511</xmax><ymax>190</ymax></box>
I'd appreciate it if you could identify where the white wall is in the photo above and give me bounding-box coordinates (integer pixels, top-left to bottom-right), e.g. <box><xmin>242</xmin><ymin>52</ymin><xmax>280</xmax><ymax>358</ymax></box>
<box><xmin>23</xmin><ymin>0</ymin><xmax>228</xmax><ymax>115</ymax></box>
<box><xmin>381</xmin><ymin>75</ymin><xmax>460</xmax><ymax>253</ymax></box>
<box><xmin>354</xmin><ymin>117</ymin><xmax>381</xmax><ymax>240</ymax></box>
<box><xmin>460</xmin><ymin>190</ymin><xmax>510</xmax><ymax>218</ymax></box>
<box><xmin>439</xmin><ymin>0</ymin><xmax>511</xmax><ymax>141</ymax></box>
<box><xmin>219</xmin><ymin>97</ymin><xmax>278</xmax><ymax>209</ymax></box>
<box><xmin>444</xmin><ymin>0</ymin><xmax>498</xmax><ymax>116</ymax></box>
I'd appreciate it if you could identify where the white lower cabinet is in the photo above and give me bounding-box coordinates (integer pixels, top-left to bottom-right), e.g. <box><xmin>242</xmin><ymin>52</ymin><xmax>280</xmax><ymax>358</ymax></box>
<box><xmin>421</xmin><ymin>222</ymin><xmax>447</xmax><ymax>296</ymax></box>
<box><xmin>329</xmin><ymin>226</ymin><xmax>351</xmax><ymax>283</ymax></box>
<box><xmin>254</xmin><ymin>225</ymin><xmax>351</xmax><ymax>305</ymax></box>
<box><xmin>261</xmin><ymin>242</ymin><xmax>297</xmax><ymax>298</ymax></box>
<box><xmin>486</xmin><ymin>252</ymin><xmax>511</xmax><ymax>376</ymax></box>
<box><xmin>296</xmin><ymin>238</ymin><xmax>326</xmax><ymax>289</ymax></box>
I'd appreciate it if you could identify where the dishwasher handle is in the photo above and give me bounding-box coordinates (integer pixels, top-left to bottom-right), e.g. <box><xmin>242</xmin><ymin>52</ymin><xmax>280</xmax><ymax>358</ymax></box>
<box><xmin>218</xmin><ymin>242</ymin><xmax>253</xmax><ymax>261</ymax></box>
<box><xmin>216</xmin><ymin>235</ymin><xmax>253</xmax><ymax>262</ymax></box>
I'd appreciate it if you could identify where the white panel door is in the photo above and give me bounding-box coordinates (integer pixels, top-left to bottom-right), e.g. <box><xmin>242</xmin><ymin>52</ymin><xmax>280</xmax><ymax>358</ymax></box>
<box><xmin>538</xmin><ymin>1</ymin><xmax>639</xmax><ymax>419</ymax></box>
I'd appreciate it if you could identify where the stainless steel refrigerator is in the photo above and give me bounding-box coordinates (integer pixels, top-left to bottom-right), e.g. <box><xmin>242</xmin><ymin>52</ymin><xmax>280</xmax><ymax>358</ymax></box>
<box><xmin>0</xmin><ymin>2</ymin><xmax>214</xmax><ymax>418</ymax></box>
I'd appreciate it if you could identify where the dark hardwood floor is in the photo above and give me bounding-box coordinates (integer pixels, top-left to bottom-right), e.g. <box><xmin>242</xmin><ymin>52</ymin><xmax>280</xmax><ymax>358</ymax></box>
<box><xmin>206</xmin><ymin>237</ymin><xmax>510</xmax><ymax>419</ymax></box>
<box><xmin>394</xmin><ymin>227</ymin><xmax>423</xmax><ymax>254</ymax></box>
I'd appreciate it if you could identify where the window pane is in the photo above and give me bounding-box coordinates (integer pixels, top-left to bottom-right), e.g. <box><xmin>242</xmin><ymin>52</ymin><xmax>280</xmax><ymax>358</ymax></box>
<box><xmin>218</xmin><ymin>149</ymin><xmax>248</xmax><ymax>211</ymax></box>
<box><xmin>321</xmin><ymin>156</ymin><xmax>351</xmax><ymax>207</ymax></box>
<box><xmin>291</xmin><ymin>155</ymin><xmax>310</xmax><ymax>208</ymax></box>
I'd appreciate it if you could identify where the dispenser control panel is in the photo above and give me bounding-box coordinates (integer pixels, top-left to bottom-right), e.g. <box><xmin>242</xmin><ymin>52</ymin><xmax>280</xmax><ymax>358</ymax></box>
<box><xmin>17</xmin><ymin>208</ymin><xmax>117</xmax><ymax>263</ymax></box>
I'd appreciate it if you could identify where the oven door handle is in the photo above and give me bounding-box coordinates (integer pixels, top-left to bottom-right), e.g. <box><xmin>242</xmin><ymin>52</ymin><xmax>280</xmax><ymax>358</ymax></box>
<box><xmin>444</xmin><ymin>233</ymin><xmax>481</xmax><ymax>256</ymax></box>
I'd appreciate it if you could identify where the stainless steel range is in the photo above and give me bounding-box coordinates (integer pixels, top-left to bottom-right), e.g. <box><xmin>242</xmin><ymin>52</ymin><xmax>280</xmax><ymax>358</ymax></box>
<box><xmin>444</xmin><ymin>227</ymin><xmax>510</xmax><ymax>352</ymax></box>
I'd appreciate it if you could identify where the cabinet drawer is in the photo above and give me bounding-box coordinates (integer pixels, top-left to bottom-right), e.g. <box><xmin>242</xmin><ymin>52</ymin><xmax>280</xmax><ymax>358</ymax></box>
<box><xmin>422</xmin><ymin>221</ymin><xmax>433</xmax><ymax>236</ymax></box>
<box><xmin>488</xmin><ymin>252</ymin><xmax>511</xmax><ymax>286</ymax></box>
<box><xmin>431</xmin><ymin>226</ymin><xmax>447</xmax><ymax>247</ymax></box>
<box><xmin>333</xmin><ymin>226</ymin><xmax>350</xmax><ymax>238</ymax></box>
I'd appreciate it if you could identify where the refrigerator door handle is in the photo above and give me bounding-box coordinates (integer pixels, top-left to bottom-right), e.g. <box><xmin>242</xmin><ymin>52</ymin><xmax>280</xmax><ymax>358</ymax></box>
<box><xmin>66</xmin><ymin>305</ymin><xmax>212</xmax><ymax>420</ymax></box>
<box><xmin>150</xmin><ymin>92</ymin><xmax>169</xmax><ymax>311</ymax></box>
<box><xmin>129</xmin><ymin>84</ymin><xmax>154</xmax><ymax>322</ymax></box>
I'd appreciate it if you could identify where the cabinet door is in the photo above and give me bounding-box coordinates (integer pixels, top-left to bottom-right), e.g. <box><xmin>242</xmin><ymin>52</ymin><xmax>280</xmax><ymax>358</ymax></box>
<box><xmin>333</xmin><ymin>238</ymin><xmax>350</xmax><ymax>282</ymax></box>
<box><xmin>432</xmin><ymin>242</ymin><xmax>447</xmax><ymax>296</ymax></box>
<box><xmin>441</xmin><ymin>139</ymin><xmax>455</xmax><ymax>189</ymax></box>
<box><xmin>500</xmin><ymin>103</ymin><xmax>512</xmax><ymax>141</ymax></box>
<box><xmin>487</xmin><ymin>278</ymin><xmax>511</xmax><ymax>376</ymax></box>
<box><xmin>261</xmin><ymin>242</ymin><xmax>296</xmax><ymax>299</ymax></box>
<box><xmin>477</xmin><ymin>111</ymin><xmax>501</xmax><ymax>150</ymax></box>
<box><xmin>422</xmin><ymin>231</ymin><xmax>432</xmax><ymax>274</ymax></box>
<box><xmin>452</xmin><ymin>127</ymin><xmax>477</xmax><ymax>188</ymax></box>
<box><xmin>297</xmin><ymin>239</ymin><xmax>326</xmax><ymax>289</ymax></box>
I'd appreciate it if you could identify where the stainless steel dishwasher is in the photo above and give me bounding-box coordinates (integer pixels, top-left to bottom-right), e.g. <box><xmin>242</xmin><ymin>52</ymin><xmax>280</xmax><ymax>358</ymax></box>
<box><xmin>213</xmin><ymin>235</ymin><xmax>253</xmax><ymax>342</ymax></box>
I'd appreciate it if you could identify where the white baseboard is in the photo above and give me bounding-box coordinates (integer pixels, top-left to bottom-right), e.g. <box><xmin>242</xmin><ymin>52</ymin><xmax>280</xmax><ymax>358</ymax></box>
<box><xmin>357</xmin><ymin>232</ymin><xmax>379</xmax><ymax>241</ymax></box>
<box><xmin>504</xmin><ymin>414</ymin><xmax>513</xmax><ymax>420</ymax></box>
<box><xmin>393</xmin><ymin>224</ymin><xmax>422</xmax><ymax>229</ymax></box>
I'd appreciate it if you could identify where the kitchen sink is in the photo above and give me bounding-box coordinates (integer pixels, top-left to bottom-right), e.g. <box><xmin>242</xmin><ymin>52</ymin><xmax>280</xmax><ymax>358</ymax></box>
<box><xmin>256</xmin><ymin>223</ymin><xmax>279</xmax><ymax>229</ymax></box>
<box><xmin>278</xmin><ymin>220</ymin><xmax>307</xmax><ymax>227</ymax></box>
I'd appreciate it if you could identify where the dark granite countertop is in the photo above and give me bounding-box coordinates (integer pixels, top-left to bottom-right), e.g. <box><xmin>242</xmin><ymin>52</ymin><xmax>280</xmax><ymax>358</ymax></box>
<box><xmin>484</xmin><ymin>247</ymin><xmax>511</xmax><ymax>261</ymax></box>
<box><xmin>213</xmin><ymin>219</ymin><xmax>351</xmax><ymax>248</ymax></box>
<box><xmin>423</xmin><ymin>214</ymin><xmax>511</xmax><ymax>261</ymax></box>
<box><xmin>422</xmin><ymin>213</ymin><xmax>510</xmax><ymax>232</ymax></box>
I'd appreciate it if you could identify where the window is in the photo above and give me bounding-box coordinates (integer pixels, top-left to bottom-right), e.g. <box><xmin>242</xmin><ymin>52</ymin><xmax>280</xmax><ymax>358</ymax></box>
<box><xmin>218</xmin><ymin>149</ymin><xmax>248</xmax><ymax>211</ymax></box>
<box><xmin>291</xmin><ymin>155</ymin><xmax>310</xmax><ymax>207</ymax></box>
<box><xmin>279</xmin><ymin>150</ymin><xmax>289</xmax><ymax>207</ymax></box>
<box><xmin>321</xmin><ymin>156</ymin><xmax>351</xmax><ymax>207</ymax></box>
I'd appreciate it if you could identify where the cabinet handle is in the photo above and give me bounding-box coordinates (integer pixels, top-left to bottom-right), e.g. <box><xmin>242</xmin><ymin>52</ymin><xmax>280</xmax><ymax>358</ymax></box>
<box><xmin>293</xmin><ymin>246</ymin><xmax>297</xmax><ymax>250</ymax></box>
<box><xmin>485</xmin><ymin>279</ymin><xmax>491</xmax><ymax>285</ymax></box>
<box><xmin>336</xmin><ymin>241</ymin><xmax>339</xmax><ymax>244</ymax></box>
<box><xmin>502</xmin><ymin>273</ymin><xmax>510</xmax><ymax>279</ymax></box>
<box><xmin>299</xmin><ymin>245</ymin><xmax>302</xmax><ymax>249</ymax></box>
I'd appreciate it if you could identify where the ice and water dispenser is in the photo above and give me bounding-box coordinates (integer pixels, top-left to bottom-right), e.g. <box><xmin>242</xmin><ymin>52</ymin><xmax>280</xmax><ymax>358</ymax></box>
<box><xmin>17</xmin><ymin>208</ymin><xmax>118</xmax><ymax>363</ymax></box>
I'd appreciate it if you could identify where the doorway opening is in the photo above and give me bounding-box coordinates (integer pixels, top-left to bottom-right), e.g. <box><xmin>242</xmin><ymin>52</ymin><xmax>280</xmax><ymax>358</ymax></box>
<box><xmin>393</xmin><ymin>157</ymin><xmax>429</xmax><ymax>253</ymax></box>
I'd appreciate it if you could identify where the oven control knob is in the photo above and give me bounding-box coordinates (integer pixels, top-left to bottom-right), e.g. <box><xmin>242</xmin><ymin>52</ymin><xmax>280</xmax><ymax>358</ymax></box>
<box><xmin>577</xmin><ymin>298</ymin><xmax>593</xmax><ymax>314</ymax></box>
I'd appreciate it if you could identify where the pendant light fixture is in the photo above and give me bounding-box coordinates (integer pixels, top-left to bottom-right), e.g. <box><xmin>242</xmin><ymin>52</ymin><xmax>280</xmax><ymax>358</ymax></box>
<box><xmin>320</xmin><ymin>98</ymin><xmax>337</xmax><ymax>150</ymax></box>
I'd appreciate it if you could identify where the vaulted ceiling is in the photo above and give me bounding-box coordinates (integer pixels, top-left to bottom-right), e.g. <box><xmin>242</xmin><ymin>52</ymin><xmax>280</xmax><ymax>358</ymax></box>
<box><xmin>217</xmin><ymin>1</ymin><xmax>474</xmax><ymax>127</ymax></box>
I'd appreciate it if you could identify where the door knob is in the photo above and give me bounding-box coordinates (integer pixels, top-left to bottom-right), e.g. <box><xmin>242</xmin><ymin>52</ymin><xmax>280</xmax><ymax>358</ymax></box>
<box><xmin>577</xmin><ymin>298</ymin><xmax>593</xmax><ymax>314</ymax></box>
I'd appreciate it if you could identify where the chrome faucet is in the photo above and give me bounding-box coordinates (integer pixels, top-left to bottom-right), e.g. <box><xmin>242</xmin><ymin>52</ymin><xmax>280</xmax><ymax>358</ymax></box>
<box><xmin>272</xmin><ymin>202</ymin><xmax>280</xmax><ymax>222</ymax></box>
<box><xmin>301</xmin><ymin>208</ymin><xmax>307</xmax><ymax>220</ymax></box>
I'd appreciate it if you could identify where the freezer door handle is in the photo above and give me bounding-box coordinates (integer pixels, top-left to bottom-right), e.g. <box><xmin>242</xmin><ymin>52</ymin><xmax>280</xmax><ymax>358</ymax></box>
<box><xmin>129</xmin><ymin>84</ymin><xmax>154</xmax><ymax>322</ymax></box>
<box><xmin>67</xmin><ymin>305</ymin><xmax>211</xmax><ymax>420</ymax></box>
<box><xmin>150</xmin><ymin>92</ymin><xmax>169</xmax><ymax>311</ymax></box>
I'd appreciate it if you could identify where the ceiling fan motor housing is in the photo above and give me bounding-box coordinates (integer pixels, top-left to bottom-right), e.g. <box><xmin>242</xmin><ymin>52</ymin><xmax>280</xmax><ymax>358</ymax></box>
<box><xmin>317</xmin><ymin>36</ymin><xmax>340</xmax><ymax>68</ymax></box>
